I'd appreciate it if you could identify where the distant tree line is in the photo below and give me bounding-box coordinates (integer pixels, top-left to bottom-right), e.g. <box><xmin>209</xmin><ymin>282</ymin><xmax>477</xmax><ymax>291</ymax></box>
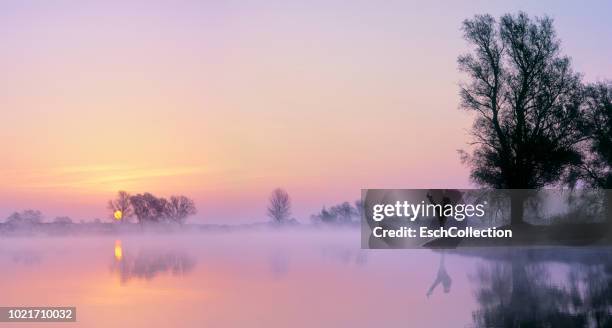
<box><xmin>4</xmin><ymin>209</ymin><xmax>43</xmax><ymax>225</ymax></box>
<box><xmin>108</xmin><ymin>191</ymin><xmax>197</xmax><ymax>225</ymax></box>
<box><xmin>2</xmin><ymin>209</ymin><xmax>73</xmax><ymax>226</ymax></box>
<box><xmin>310</xmin><ymin>200</ymin><xmax>364</xmax><ymax>225</ymax></box>
<box><xmin>266</xmin><ymin>188</ymin><xmax>364</xmax><ymax>225</ymax></box>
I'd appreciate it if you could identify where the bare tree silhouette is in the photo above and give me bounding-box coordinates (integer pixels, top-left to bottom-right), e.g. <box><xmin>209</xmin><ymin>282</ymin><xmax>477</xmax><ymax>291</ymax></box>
<box><xmin>5</xmin><ymin>209</ymin><xmax>43</xmax><ymax>225</ymax></box>
<box><xmin>330</xmin><ymin>202</ymin><xmax>357</xmax><ymax>223</ymax></box>
<box><xmin>267</xmin><ymin>188</ymin><xmax>291</xmax><ymax>223</ymax></box>
<box><xmin>458</xmin><ymin>12</ymin><xmax>583</xmax><ymax>225</ymax></box>
<box><xmin>129</xmin><ymin>193</ymin><xmax>168</xmax><ymax>224</ymax></box>
<box><xmin>571</xmin><ymin>82</ymin><xmax>612</xmax><ymax>223</ymax></box>
<box><xmin>108</xmin><ymin>191</ymin><xmax>133</xmax><ymax>223</ymax></box>
<box><xmin>354</xmin><ymin>200</ymin><xmax>365</xmax><ymax>220</ymax></box>
<box><xmin>164</xmin><ymin>195</ymin><xmax>197</xmax><ymax>224</ymax></box>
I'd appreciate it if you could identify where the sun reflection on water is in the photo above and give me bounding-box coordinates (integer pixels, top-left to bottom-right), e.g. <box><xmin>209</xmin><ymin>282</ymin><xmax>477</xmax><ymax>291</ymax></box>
<box><xmin>114</xmin><ymin>240</ymin><xmax>123</xmax><ymax>261</ymax></box>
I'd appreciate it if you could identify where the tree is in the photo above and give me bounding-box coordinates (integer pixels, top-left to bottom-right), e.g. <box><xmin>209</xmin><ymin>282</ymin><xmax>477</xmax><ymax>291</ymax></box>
<box><xmin>330</xmin><ymin>202</ymin><xmax>357</xmax><ymax>223</ymax></box>
<box><xmin>164</xmin><ymin>195</ymin><xmax>197</xmax><ymax>224</ymax></box>
<box><xmin>129</xmin><ymin>194</ymin><xmax>148</xmax><ymax>224</ymax></box>
<box><xmin>313</xmin><ymin>205</ymin><xmax>339</xmax><ymax>224</ymax></box>
<box><xmin>144</xmin><ymin>193</ymin><xmax>168</xmax><ymax>222</ymax></box>
<box><xmin>267</xmin><ymin>188</ymin><xmax>291</xmax><ymax>223</ymax></box>
<box><xmin>354</xmin><ymin>200</ymin><xmax>365</xmax><ymax>220</ymax></box>
<box><xmin>579</xmin><ymin>82</ymin><xmax>612</xmax><ymax>188</ymax></box>
<box><xmin>572</xmin><ymin>82</ymin><xmax>612</xmax><ymax>222</ymax></box>
<box><xmin>53</xmin><ymin>216</ymin><xmax>73</xmax><ymax>224</ymax></box>
<box><xmin>5</xmin><ymin>209</ymin><xmax>43</xmax><ymax>225</ymax></box>
<box><xmin>310</xmin><ymin>207</ymin><xmax>335</xmax><ymax>224</ymax></box>
<box><xmin>311</xmin><ymin>201</ymin><xmax>362</xmax><ymax>224</ymax></box>
<box><xmin>458</xmin><ymin>12</ymin><xmax>583</xmax><ymax>225</ymax></box>
<box><xmin>471</xmin><ymin>254</ymin><xmax>583</xmax><ymax>327</ymax></box>
<box><xmin>108</xmin><ymin>191</ymin><xmax>133</xmax><ymax>223</ymax></box>
<box><xmin>129</xmin><ymin>193</ymin><xmax>168</xmax><ymax>224</ymax></box>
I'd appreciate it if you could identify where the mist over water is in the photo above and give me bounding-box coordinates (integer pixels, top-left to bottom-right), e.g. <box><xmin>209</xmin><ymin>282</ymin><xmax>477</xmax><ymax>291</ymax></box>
<box><xmin>1</xmin><ymin>230</ymin><xmax>610</xmax><ymax>327</ymax></box>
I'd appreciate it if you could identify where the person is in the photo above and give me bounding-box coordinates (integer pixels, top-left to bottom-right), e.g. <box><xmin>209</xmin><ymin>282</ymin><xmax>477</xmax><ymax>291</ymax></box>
<box><xmin>426</xmin><ymin>253</ymin><xmax>452</xmax><ymax>297</ymax></box>
<box><xmin>427</xmin><ymin>191</ymin><xmax>450</xmax><ymax>228</ymax></box>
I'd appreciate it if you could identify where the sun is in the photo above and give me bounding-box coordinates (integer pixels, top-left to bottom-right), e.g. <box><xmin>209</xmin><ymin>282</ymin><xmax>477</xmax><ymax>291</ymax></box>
<box><xmin>113</xmin><ymin>210</ymin><xmax>122</xmax><ymax>221</ymax></box>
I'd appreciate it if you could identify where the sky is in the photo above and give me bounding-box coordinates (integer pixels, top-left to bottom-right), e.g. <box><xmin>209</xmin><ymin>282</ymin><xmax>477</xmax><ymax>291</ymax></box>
<box><xmin>1</xmin><ymin>0</ymin><xmax>611</xmax><ymax>223</ymax></box>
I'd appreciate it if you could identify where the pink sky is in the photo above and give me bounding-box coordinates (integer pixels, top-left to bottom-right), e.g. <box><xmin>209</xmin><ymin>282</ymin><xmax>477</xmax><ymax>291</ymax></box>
<box><xmin>1</xmin><ymin>1</ymin><xmax>610</xmax><ymax>223</ymax></box>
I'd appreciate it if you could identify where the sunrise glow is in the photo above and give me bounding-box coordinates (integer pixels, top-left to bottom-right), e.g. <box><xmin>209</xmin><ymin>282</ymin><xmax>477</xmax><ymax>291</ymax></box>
<box><xmin>0</xmin><ymin>1</ymin><xmax>610</xmax><ymax>224</ymax></box>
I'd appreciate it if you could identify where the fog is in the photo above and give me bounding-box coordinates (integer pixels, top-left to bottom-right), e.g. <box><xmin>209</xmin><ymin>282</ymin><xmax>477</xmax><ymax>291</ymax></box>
<box><xmin>1</xmin><ymin>230</ymin><xmax>611</xmax><ymax>327</ymax></box>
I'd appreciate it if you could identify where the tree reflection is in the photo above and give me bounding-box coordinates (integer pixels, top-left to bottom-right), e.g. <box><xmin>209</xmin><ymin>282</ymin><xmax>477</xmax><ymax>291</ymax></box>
<box><xmin>10</xmin><ymin>250</ymin><xmax>41</xmax><ymax>265</ymax></box>
<box><xmin>567</xmin><ymin>264</ymin><xmax>612</xmax><ymax>327</ymax></box>
<box><xmin>469</xmin><ymin>249</ymin><xmax>612</xmax><ymax>327</ymax></box>
<box><xmin>111</xmin><ymin>242</ymin><xmax>195</xmax><ymax>283</ymax></box>
<box><xmin>269</xmin><ymin>251</ymin><xmax>289</xmax><ymax>278</ymax></box>
<box><xmin>319</xmin><ymin>246</ymin><xmax>368</xmax><ymax>267</ymax></box>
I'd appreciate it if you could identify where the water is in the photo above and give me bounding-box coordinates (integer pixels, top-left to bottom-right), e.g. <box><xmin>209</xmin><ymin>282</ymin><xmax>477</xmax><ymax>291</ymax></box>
<box><xmin>1</xmin><ymin>230</ymin><xmax>611</xmax><ymax>327</ymax></box>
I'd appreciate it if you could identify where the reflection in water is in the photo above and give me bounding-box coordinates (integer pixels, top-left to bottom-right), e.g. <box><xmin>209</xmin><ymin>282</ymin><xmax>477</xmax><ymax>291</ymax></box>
<box><xmin>427</xmin><ymin>253</ymin><xmax>452</xmax><ymax>297</ymax></box>
<box><xmin>111</xmin><ymin>241</ymin><xmax>195</xmax><ymax>284</ymax></box>
<box><xmin>268</xmin><ymin>246</ymin><xmax>368</xmax><ymax>279</ymax></box>
<box><xmin>11</xmin><ymin>250</ymin><xmax>42</xmax><ymax>265</ymax></box>
<box><xmin>269</xmin><ymin>251</ymin><xmax>290</xmax><ymax>278</ymax></box>
<box><xmin>319</xmin><ymin>246</ymin><xmax>368</xmax><ymax>267</ymax></box>
<box><xmin>568</xmin><ymin>264</ymin><xmax>612</xmax><ymax>327</ymax></box>
<box><xmin>468</xmin><ymin>249</ymin><xmax>612</xmax><ymax>327</ymax></box>
<box><xmin>3</xmin><ymin>234</ymin><xmax>612</xmax><ymax>327</ymax></box>
<box><xmin>114</xmin><ymin>240</ymin><xmax>123</xmax><ymax>261</ymax></box>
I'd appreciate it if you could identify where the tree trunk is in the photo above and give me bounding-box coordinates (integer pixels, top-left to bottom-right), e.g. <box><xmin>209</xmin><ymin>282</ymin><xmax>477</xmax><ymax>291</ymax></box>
<box><xmin>605</xmin><ymin>189</ymin><xmax>612</xmax><ymax>222</ymax></box>
<box><xmin>509</xmin><ymin>252</ymin><xmax>529</xmax><ymax>326</ymax></box>
<box><xmin>510</xmin><ymin>190</ymin><xmax>525</xmax><ymax>226</ymax></box>
<box><xmin>605</xmin><ymin>189</ymin><xmax>612</xmax><ymax>237</ymax></box>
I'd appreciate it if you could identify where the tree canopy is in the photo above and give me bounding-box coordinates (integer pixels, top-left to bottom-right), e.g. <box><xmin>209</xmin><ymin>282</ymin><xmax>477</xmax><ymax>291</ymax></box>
<box><xmin>459</xmin><ymin>12</ymin><xmax>583</xmax><ymax>190</ymax></box>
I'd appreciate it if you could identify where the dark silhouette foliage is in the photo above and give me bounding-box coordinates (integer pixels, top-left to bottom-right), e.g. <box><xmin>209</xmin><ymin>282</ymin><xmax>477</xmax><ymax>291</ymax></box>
<box><xmin>459</xmin><ymin>12</ymin><xmax>583</xmax><ymax>224</ymax></box>
<box><xmin>129</xmin><ymin>192</ymin><xmax>197</xmax><ymax>224</ymax></box>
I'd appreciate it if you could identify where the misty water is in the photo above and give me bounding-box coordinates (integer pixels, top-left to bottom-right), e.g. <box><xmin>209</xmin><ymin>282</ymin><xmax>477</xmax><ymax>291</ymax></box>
<box><xmin>1</xmin><ymin>230</ymin><xmax>611</xmax><ymax>327</ymax></box>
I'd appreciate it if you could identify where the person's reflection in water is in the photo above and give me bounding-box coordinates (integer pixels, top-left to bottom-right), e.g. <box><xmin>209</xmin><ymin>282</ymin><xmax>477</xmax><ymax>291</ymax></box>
<box><xmin>427</xmin><ymin>252</ymin><xmax>452</xmax><ymax>297</ymax></box>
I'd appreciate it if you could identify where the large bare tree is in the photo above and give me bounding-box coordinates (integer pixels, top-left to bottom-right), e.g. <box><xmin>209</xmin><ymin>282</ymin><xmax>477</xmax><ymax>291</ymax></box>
<box><xmin>571</xmin><ymin>82</ymin><xmax>612</xmax><ymax>223</ymax></box>
<box><xmin>129</xmin><ymin>193</ymin><xmax>167</xmax><ymax>224</ymax></box>
<box><xmin>459</xmin><ymin>12</ymin><xmax>583</xmax><ymax>225</ymax></box>
<box><xmin>574</xmin><ymin>82</ymin><xmax>612</xmax><ymax>189</ymax></box>
<box><xmin>164</xmin><ymin>195</ymin><xmax>197</xmax><ymax>224</ymax></box>
<box><xmin>108</xmin><ymin>191</ymin><xmax>133</xmax><ymax>223</ymax></box>
<box><xmin>267</xmin><ymin>188</ymin><xmax>291</xmax><ymax>223</ymax></box>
